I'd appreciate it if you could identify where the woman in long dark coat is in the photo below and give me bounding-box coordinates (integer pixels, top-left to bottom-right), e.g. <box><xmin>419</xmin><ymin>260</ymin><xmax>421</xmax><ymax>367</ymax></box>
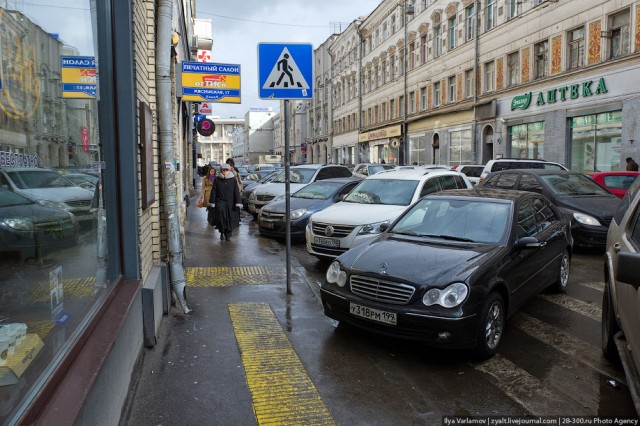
<box><xmin>213</xmin><ymin>163</ymin><xmax>242</xmax><ymax>240</ymax></box>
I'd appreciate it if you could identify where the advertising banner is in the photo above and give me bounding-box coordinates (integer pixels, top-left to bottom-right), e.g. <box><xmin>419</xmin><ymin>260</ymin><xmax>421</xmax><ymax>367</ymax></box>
<box><xmin>61</xmin><ymin>56</ymin><xmax>96</xmax><ymax>99</ymax></box>
<box><xmin>181</xmin><ymin>62</ymin><xmax>241</xmax><ymax>103</ymax></box>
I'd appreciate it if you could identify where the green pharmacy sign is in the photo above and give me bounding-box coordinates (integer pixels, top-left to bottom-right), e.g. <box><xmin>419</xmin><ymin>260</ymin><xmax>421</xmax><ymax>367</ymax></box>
<box><xmin>511</xmin><ymin>92</ymin><xmax>532</xmax><ymax>110</ymax></box>
<box><xmin>511</xmin><ymin>77</ymin><xmax>608</xmax><ymax>111</ymax></box>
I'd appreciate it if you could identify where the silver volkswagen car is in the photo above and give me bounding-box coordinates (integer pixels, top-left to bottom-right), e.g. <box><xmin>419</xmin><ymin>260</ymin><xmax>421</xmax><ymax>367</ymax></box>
<box><xmin>602</xmin><ymin>174</ymin><xmax>640</xmax><ymax>415</ymax></box>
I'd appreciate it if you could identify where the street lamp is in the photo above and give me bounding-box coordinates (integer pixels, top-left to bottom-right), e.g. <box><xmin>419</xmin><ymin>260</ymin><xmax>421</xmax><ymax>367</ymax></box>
<box><xmin>403</xmin><ymin>1</ymin><xmax>414</xmax><ymax>165</ymax></box>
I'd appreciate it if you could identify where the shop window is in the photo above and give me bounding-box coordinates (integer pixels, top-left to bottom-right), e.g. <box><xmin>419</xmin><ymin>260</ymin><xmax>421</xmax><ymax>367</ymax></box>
<box><xmin>0</xmin><ymin>1</ymin><xmax>119</xmax><ymax>422</ymax></box>
<box><xmin>570</xmin><ymin>111</ymin><xmax>623</xmax><ymax>173</ymax></box>
<box><xmin>449</xmin><ymin>130</ymin><xmax>473</xmax><ymax>167</ymax></box>
<box><xmin>410</xmin><ymin>136</ymin><xmax>427</xmax><ymax>165</ymax></box>
<box><xmin>510</xmin><ymin>122</ymin><xmax>545</xmax><ymax>159</ymax></box>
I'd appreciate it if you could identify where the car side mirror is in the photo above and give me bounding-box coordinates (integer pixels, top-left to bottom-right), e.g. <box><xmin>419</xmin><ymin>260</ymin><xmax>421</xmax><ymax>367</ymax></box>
<box><xmin>379</xmin><ymin>222</ymin><xmax>390</xmax><ymax>232</ymax></box>
<box><xmin>615</xmin><ymin>252</ymin><xmax>640</xmax><ymax>289</ymax></box>
<box><xmin>515</xmin><ymin>236</ymin><xmax>545</xmax><ymax>249</ymax></box>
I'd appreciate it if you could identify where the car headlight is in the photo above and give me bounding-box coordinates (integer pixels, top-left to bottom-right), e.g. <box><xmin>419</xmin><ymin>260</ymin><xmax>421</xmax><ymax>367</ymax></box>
<box><xmin>290</xmin><ymin>208</ymin><xmax>307</xmax><ymax>220</ymax></box>
<box><xmin>358</xmin><ymin>220</ymin><xmax>389</xmax><ymax>235</ymax></box>
<box><xmin>249</xmin><ymin>192</ymin><xmax>256</xmax><ymax>200</ymax></box>
<box><xmin>1</xmin><ymin>218</ymin><xmax>34</xmax><ymax>231</ymax></box>
<box><xmin>423</xmin><ymin>283</ymin><xmax>468</xmax><ymax>308</ymax></box>
<box><xmin>572</xmin><ymin>212</ymin><xmax>601</xmax><ymax>226</ymax></box>
<box><xmin>36</xmin><ymin>199</ymin><xmax>69</xmax><ymax>211</ymax></box>
<box><xmin>325</xmin><ymin>261</ymin><xmax>347</xmax><ymax>287</ymax></box>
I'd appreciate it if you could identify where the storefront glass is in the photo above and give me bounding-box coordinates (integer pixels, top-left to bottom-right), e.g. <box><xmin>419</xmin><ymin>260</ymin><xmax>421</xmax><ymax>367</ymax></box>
<box><xmin>570</xmin><ymin>111</ymin><xmax>623</xmax><ymax>173</ymax></box>
<box><xmin>409</xmin><ymin>136</ymin><xmax>427</xmax><ymax>165</ymax></box>
<box><xmin>449</xmin><ymin>130</ymin><xmax>473</xmax><ymax>166</ymax></box>
<box><xmin>509</xmin><ymin>122</ymin><xmax>545</xmax><ymax>159</ymax></box>
<box><xmin>0</xmin><ymin>3</ymin><xmax>114</xmax><ymax>421</ymax></box>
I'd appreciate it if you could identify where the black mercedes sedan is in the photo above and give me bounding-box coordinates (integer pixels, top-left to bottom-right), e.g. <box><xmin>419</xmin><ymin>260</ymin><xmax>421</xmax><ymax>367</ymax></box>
<box><xmin>480</xmin><ymin>169</ymin><xmax>621</xmax><ymax>247</ymax></box>
<box><xmin>258</xmin><ymin>177</ymin><xmax>361</xmax><ymax>240</ymax></box>
<box><xmin>320</xmin><ymin>188</ymin><xmax>572</xmax><ymax>358</ymax></box>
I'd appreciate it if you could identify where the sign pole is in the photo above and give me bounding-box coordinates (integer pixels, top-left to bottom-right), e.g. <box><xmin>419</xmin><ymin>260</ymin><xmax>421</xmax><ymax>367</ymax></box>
<box><xmin>284</xmin><ymin>100</ymin><xmax>292</xmax><ymax>294</ymax></box>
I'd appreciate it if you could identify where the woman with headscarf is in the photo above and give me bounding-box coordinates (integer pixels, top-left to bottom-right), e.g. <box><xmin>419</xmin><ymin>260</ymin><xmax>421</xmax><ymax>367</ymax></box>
<box><xmin>212</xmin><ymin>163</ymin><xmax>242</xmax><ymax>240</ymax></box>
<box><xmin>199</xmin><ymin>165</ymin><xmax>216</xmax><ymax>210</ymax></box>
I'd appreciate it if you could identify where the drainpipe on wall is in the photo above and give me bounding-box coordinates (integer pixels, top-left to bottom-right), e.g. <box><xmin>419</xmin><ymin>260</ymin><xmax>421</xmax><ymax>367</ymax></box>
<box><xmin>473</xmin><ymin>0</ymin><xmax>480</xmax><ymax>164</ymax></box>
<box><xmin>157</xmin><ymin>0</ymin><xmax>191</xmax><ymax>314</ymax></box>
<box><xmin>356</xmin><ymin>21</ymin><xmax>364</xmax><ymax>164</ymax></box>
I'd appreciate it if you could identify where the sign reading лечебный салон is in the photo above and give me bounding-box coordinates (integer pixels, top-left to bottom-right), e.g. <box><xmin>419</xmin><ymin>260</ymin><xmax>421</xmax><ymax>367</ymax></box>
<box><xmin>511</xmin><ymin>77</ymin><xmax>608</xmax><ymax>111</ymax></box>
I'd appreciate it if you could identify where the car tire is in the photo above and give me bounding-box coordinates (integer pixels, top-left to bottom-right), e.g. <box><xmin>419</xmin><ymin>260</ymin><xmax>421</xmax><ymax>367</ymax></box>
<box><xmin>473</xmin><ymin>292</ymin><xmax>505</xmax><ymax>360</ymax></box>
<box><xmin>552</xmin><ymin>249</ymin><xmax>570</xmax><ymax>293</ymax></box>
<box><xmin>601</xmin><ymin>284</ymin><xmax>620</xmax><ymax>362</ymax></box>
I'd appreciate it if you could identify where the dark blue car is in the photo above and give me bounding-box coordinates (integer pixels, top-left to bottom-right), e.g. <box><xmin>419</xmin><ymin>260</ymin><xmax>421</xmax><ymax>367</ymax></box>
<box><xmin>258</xmin><ymin>177</ymin><xmax>361</xmax><ymax>240</ymax></box>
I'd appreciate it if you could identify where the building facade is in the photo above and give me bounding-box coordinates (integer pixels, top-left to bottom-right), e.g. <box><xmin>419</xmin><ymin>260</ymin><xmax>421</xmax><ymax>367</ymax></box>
<box><xmin>322</xmin><ymin>0</ymin><xmax>640</xmax><ymax>170</ymax></box>
<box><xmin>198</xmin><ymin>118</ymin><xmax>244</xmax><ymax>165</ymax></box>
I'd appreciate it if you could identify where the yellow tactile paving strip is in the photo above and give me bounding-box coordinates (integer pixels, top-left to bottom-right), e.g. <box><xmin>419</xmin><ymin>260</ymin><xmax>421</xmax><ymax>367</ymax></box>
<box><xmin>186</xmin><ymin>266</ymin><xmax>286</xmax><ymax>287</ymax></box>
<box><xmin>27</xmin><ymin>276</ymin><xmax>97</xmax><ymax>302</ymax></box>
<box><xmin>26</xmin><ymin>320</ymin><xmax>55</xmax><ymax>339</ymax></box>
<box><xmin>229</xmin><ymin>303</ymin><xmax>335</xmax><ymax>426</ymax></box>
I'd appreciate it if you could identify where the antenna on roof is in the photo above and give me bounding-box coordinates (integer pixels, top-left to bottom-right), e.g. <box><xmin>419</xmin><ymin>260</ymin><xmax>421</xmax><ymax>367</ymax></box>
<box><xmin>330</xmin><ymin>22</ymin><xmax>350</xmax><ymax>34</ymax></box>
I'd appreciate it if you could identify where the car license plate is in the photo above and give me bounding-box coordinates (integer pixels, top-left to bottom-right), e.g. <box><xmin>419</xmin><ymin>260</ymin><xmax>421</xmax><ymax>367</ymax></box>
<box><xmin>314</xmin><ymin>236</ymin><xmax>339</xmax><ymax>247</ymax></box>
<box><xmin>261</xmin><ymin>221</ymin><xmax>274</xmax><ymax>229</ymax></box>
<box><xmin>349</xmin><ymin>303</ymin><xmax>397</xmax><ymax>325</ymax></box>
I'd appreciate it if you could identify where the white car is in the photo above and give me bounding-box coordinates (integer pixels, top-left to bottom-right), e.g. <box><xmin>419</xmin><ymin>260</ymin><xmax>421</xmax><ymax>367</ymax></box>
<box><xmin>479</xmin><ymin>158</ymin><xmax>568</xmax><ymax>182</ymax></box>
<box><xmin>306</xmin><ymin>168</ymin><xmax>473</xmax><ymax>259</ymax></box>
<box><xmin>453</xmin><ymin>164</ymin><xmax>484</xmax><ymax>185</ymax></box>
<box><xmin>351</xmin><ymin>163</ymin><xmax>395</xmax><ymax>178</ymax></box>
<box><xmin>248</xmin><ymin>164</ymin><xmax>352</xmax><ymax>219</ymax></box>
<box><xmin>0</xmin><ymin>167</ymin><xmax>95</xmax><ymax>221</ymax></box>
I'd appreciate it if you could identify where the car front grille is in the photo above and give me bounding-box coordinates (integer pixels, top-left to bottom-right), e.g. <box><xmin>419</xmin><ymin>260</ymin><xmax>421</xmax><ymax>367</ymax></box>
<box><xmin>256</xmin><ymin>194</ymin><xmax>275</xmax><ymax>202</ymax></box>
<box><xmin>601</xmin><ymin>216</ymin><xmax>613</xmax><ymax>227</ymax></box>
<box><xmin>311</xmin><ymin>222</ymin><xmax>356</xmax><ymax>238</ymax></box>
<box><xmin>65</xmin><ymin>200</ymin><xmax>92</xmax><ymax>208</ymax></box>
<box><xmin>261</xmin><ymin>211</ymin><xmax>285</xmax><ymax>220</ymax></box>
<box><xmin>350</xmin><ymin>275</ymin><xmax>415</xmax><ymax>305</ymax></box>
<box><xmin>309</xmin><ymin>244</ymin><xmax>348</xmax><ymax>257</ymax></box>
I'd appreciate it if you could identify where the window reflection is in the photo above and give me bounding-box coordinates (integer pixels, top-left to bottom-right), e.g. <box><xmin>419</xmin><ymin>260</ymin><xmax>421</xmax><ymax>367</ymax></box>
<box><xmin>0</xmin><ymin>2</ymin><xmax>110</xmax><ymax>422</ymax></box>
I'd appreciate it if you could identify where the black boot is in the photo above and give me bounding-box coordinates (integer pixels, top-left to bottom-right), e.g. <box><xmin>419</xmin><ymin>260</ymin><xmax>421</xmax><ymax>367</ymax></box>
<box><xmin>224</xmin><ymin>232</ymin><xmax>231</xmax><ymax>241</ymax></box>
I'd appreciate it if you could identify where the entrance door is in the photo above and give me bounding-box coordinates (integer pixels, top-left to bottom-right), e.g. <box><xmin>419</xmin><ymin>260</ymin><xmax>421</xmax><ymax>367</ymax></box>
<box><xmin>483</xmin><ymin>126</ymin><xmax>494</xmax><ymax>163</ymax></box>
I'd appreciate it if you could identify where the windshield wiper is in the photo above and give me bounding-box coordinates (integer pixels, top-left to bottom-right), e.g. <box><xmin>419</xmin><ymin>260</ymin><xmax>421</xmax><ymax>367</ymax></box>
<box><xmin>422</xmin><ymin>234</ymin><xmax>475</xmax><ymax>242</ymax></box>
<box><xmin>393</xmin><ymin>229</ymin><xmax>419</xmax><ymax>236</ymax></box>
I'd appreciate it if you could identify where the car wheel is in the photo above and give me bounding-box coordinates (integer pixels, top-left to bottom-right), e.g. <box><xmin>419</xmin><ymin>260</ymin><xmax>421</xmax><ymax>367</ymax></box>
<box><xmin>474</xmin><ymin>292</ymin><xmax>505</xmax><ymax>360</ymax></box>
<box><xmin>553</xmin><ymin>249</ymin><xmax>570</xmax><ymax>293</ymax></box>
<box><xmin>601</xmin><ymin>284</ymin><xmax>620</xmax><ymax>362</ymax></box>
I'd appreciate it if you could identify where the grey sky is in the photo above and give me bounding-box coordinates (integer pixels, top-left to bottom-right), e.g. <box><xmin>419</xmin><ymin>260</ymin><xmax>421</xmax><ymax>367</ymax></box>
<box><xmin>197</xmin><ymin>0</ymin><xmax>380</xmax><ymax>118</ymax></box>
<box><xmin>8</xmin><ymin>0</ymin><xmax>380</xmax><ymax>118</ymax></box>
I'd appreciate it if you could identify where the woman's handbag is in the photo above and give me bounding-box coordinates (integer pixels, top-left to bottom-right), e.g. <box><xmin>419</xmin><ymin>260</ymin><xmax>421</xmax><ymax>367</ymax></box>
<box><xmin>196</xmin><ymin>198</ymin><xmax>204</xmax><ymax>208</ymax></box>
<box><xmin>207</xmin><ymin>206</ymin><xmax>216</xmax><ymax>227</ymax></box>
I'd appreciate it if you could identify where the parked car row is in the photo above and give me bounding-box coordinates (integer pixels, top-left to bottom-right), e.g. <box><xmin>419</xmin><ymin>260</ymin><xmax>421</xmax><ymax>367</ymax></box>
<box><xmin>246</xmin><ymin>158</ymin><xmax>639</xmax><ymax>410</ymax></box>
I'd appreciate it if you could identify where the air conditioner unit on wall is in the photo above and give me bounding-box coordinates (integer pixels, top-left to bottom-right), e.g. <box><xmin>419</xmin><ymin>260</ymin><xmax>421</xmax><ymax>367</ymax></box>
<box><xmin>190</xmin><ymin>35</ymin><xmax>199</xmax><ymax>53</ymax></box>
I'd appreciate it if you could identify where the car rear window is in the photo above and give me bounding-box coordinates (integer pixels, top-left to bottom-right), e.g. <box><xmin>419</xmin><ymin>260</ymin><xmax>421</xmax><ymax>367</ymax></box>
<box><xmin>603</xmin><ymin>175</ymin><xmax>638</xmax><ymax>190</ymax></box>
<box><xmin>461</xmin><ymin>166</ymin><xmax>483</xmax><ymax>177</ymax></box>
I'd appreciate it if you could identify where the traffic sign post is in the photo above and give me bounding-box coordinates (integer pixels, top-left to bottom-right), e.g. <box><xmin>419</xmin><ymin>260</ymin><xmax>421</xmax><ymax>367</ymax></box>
<box><xmin>258</xmin><ymin>43</ymin><xmax>314</xmax><ymax>294</ymax></box>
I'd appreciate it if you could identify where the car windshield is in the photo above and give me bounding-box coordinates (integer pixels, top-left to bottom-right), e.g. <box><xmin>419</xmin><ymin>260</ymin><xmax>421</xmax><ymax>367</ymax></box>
<box><xmin>293</xmin><ymin>181</ymin><xmax>342</xmax><ymax>200</ymax></box>
<box><xmin>0</xmin><ymin>189</ymin><xmax>33</xmax><ymax>207</ymax></box>
<box><xmin>391</xmin><ymin>198</ymin><xmax>511</xmax><ymax>244</ymax></box>
<box><xmin>344</xmin><ymin>179</ymin><xmax>418</xmax><ymax>205</ymax></box>
<box><xmin>541</xmin><ymin>174</ymin><xmax>611</xmax><ymax>196</ymax></box>
<box><xmin>7</xmin><ymin>170</ymin><xmax>76</xmax><ymax>189</ymax></box>
<box><xmin>272</xmin><ymin>168</ymin><xmax>316</xmax><ymax>184</ymax></box>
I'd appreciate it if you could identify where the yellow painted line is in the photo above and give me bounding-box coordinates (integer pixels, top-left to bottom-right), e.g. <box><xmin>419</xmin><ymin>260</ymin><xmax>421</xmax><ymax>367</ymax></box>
<box><xmin>185</xmin><ymin>266</ymin><xmax>286</xmax><ymax>287</ymax></box>
<box><xmin>229</xmin><ymin>303</ymin><xmax>335</xmax><ymax>426</ymax></box>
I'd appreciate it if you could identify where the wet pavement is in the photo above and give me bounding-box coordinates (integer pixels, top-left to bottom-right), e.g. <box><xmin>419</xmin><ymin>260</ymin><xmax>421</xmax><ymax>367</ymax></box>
<box><xmin>119</xmin><ymin>196</ymin><xmax>638</xmax><ymax>425</ymax></box>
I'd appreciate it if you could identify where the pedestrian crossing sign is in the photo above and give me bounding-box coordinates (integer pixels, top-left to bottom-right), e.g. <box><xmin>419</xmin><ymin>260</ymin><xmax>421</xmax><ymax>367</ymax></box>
<box><xmin>258</xmin><ymin>43</ymin><xmax>313</xmax><ymax>100</ymax></box>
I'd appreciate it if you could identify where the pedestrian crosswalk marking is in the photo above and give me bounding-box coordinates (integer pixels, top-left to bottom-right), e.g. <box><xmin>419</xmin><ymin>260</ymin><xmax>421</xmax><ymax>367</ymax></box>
<box><xmin>262</xmin><ymin>47</ymin><xmax>310</xmax><ymax>90</ymax></box>
<box><xmin>511</xmin><ymin>313</ymin><xmax>626</xmax><ymax>383</ymax></box>
<box><xmin>475</xmin><ymin>354</ymin><xmax>588</xmax><ymax>415</ymax></box>
<box><xmin>229</xmin><ymin>303</ymin><xmax>335</xmax><ymax>426</ymax></box>
<box><xmin>538</xmin><ymin>293</ymin><xmax>601</xmax><ymax>322</ymax></box>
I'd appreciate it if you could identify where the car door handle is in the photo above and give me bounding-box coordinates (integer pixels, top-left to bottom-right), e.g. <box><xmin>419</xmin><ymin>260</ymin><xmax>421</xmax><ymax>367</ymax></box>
<box><xmin>613</xmin><ymin>243</ymin><xmax>621</xmax><ymax>253</ymax></box>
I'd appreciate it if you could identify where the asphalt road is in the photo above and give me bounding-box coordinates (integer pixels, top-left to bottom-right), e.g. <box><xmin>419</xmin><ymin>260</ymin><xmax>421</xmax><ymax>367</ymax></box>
<box><xmin>119</xmin><ymin>203</ymin><xmax>637</xmax><ymax>426</ymax></box>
